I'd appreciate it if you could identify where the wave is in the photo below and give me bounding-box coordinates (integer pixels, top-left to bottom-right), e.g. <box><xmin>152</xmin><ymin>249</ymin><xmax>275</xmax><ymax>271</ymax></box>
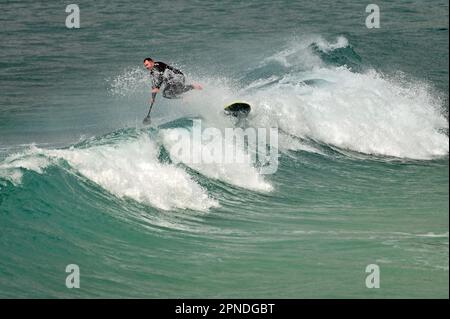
<box><xmin>4</xmin><ymin>35</ymin><xmax>445</xmax><ymax>210</ymax></box>
<box><xmin>0</xmin><ymin>132</ymin><xmax>218</xmax><ymax>211</ymax></box>
<box><xmin>200</xmin><ymin>36</ymin><xmax>449</xmax><ymax>159</ymax></box>
<box><xmin>110</xmin><ymin>35</ymin><xmax>448</xmax><ymax>160</ymax></box>
<box><xmin>0</xmin><ymin>125</ymin><xmax>274</xmax><ymax>211</ymax></box>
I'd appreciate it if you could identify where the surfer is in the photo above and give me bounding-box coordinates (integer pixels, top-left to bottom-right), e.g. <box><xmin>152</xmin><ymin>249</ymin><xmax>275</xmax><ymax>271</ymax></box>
<box><xmin>143</xmin><ymin>57</ymin><xmax>202</xmax><ymax>124</ymax></box>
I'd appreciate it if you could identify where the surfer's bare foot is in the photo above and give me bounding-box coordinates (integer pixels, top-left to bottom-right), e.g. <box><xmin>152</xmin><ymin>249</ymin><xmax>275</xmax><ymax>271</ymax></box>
<box><xmin>192</xmin><ymin>83</ymin><xmax>203</xmax><ymax>90</ymax></box>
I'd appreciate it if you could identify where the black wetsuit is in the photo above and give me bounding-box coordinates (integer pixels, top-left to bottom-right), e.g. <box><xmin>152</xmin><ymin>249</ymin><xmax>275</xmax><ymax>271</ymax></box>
<box><xmin>150</xmin><ymin>62</ymin><xmax>194</xmax><ymax>99</ymax></box>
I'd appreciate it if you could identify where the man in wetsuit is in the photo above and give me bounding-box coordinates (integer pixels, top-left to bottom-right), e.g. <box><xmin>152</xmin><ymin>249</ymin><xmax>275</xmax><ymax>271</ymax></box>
<box><xmin>142</xmin><ymin>57</ymin><xmax>202</xmax><ymax>124</ymax></box>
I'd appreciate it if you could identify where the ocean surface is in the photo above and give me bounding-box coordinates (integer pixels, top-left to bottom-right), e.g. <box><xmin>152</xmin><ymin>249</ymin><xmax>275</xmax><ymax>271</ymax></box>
<box><xmin>0</xmin><ymin>0</ymin><xmax>448</xmax><ymax>298</ymax></box>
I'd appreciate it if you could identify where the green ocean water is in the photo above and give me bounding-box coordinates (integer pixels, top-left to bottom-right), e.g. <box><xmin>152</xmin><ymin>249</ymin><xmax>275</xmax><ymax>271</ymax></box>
<box><xmin>0</xmin><ymin>0</ymin><xmax>448</xmax><ymax>298</ymax></box>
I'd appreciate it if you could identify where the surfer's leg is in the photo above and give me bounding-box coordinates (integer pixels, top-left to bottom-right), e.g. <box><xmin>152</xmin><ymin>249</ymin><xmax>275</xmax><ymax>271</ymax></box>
<box><xmin>176</xmin><ymin>76</ymin><xmax>195</xmax><ymax>95</ymax></box>
<box><xmin>162</xmin><ymin>76</ymin><xmax>201</xmax><ymax>99</ymax></box>
<box><xmin>162</xmin><ymin>83</ymin><xmax>181</xmax><ymax>99</ymax></box>
<box><xmin>162</xmin><ymin>82</ymin><xmax>193</xmax><ymax>99</ymax></box>
<box><xmin>181</xmin><ymin>84</ymin><xmax>194</xmax><ymax>93</ymax></box>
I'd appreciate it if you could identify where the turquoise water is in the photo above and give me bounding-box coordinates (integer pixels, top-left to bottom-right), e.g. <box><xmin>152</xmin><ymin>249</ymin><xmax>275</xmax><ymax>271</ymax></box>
<box><xmin>0</xmin><ymin>0</ymin><xmax>448</xmax><ymax>298</ymax></box>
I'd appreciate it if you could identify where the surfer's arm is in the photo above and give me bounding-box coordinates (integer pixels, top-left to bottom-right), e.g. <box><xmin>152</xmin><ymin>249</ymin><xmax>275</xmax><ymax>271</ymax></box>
<box><xmin>149</xmin><ymin>92</ymin><xmax>157</xmax><ymax>105</ymax></box>
<box><xmin>150</xmin><ymin>85</ymin><xmax>160</xmax><ymax>104</ymax></box>
<box><xmin>151</xmin><ymin>69</ymin><xmax>164</xmax><ymax>91</ymax></box>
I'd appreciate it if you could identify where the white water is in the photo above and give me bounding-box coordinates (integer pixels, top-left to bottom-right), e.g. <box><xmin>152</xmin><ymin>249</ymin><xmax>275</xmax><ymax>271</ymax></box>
<box><xmin>160</xmin><ymin>127</ymin><xmax>273</xmax><ymax>192</ymax></box>
<box><xmin>0</xmin><ymin>146</ymin><xmax>51</xmax><ymax>185</ymax></box>
<box><xmin>111</xmin><ymin>35</ymin><xmax>448</xmax><ymax>160</ymax></box>
<box><xmin>1</xmin><ymin>34</ymin><xmax>448</xmax><ymax>213</ymax></box>
<box><xmin>0</xmin><ymin>136</ymin><xmax>219</xmax><ymax>211</ymax></box>
<box><xmin>199</xmin><ymin>36</ymin><xmax>449</xmax><ymax>159</ymax></box>
<box><xmin>246</xmin><ymin>66</ymin><xmax>448</xmax><ymax>159</ymax></box>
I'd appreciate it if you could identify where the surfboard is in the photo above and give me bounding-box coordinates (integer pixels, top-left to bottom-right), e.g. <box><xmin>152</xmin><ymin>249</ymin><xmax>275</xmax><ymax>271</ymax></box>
<box><xmin>224</xmin><ymin>102</ymin><xmax>251</xmax><ymax>117</ymax></box>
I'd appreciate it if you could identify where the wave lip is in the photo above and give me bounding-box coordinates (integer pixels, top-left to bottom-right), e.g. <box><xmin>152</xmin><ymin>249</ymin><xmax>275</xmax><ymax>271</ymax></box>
<box><xmin>0</xmin><ymin>146</ymin><xmax>51</xmax><ymax>185</ymax></box>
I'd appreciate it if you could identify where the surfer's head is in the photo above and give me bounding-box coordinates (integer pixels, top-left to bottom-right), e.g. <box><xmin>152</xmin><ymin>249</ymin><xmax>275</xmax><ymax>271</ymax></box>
<box><xmin>143</xmin><ymin>58</ymin><xmax>155</xmax><ymax>70</ymax></box>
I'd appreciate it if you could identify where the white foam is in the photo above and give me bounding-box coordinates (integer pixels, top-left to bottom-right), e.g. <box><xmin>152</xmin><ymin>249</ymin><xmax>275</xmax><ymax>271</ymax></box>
<box><xmin>232</xmin><ymin>36</ymin><xmax>449</xmax><ymax>160</ymax></box>
<box><xmin>246</xmin><ymin>65</ymin><xmax>448</xmax><ymax>159</ymax></box>
<box><xmin>0</xmin><ymin>146</ymin><xmax>51</xmax><ymax>185</ymax></box>
<box><xmin>160</xmin><ymin>127</ymin><xmax>273</xmax><ymax>192</ymax></box>
<box><xmin>264</xmin><ymin>35</ymin><xmax>348</xmax><ymax>69</ymax></box>
<box><xmin>1</xmin><ymin>136</ymin><xmax>218</xmax><ymax>211</ymax></box>
<box><xmin>107</xmin><ymin>35</ymin><xmax>448</xmax><ymax>160</ymax></box>
<box><xmin>314</xmin><ymin>35</ymin><xmax>349</xmax><ymax>52</ymax></box>
<box><xmin>416</xmin><ymin>232</ymin><xmax>449</xmax><ymax>238</ymax></box>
